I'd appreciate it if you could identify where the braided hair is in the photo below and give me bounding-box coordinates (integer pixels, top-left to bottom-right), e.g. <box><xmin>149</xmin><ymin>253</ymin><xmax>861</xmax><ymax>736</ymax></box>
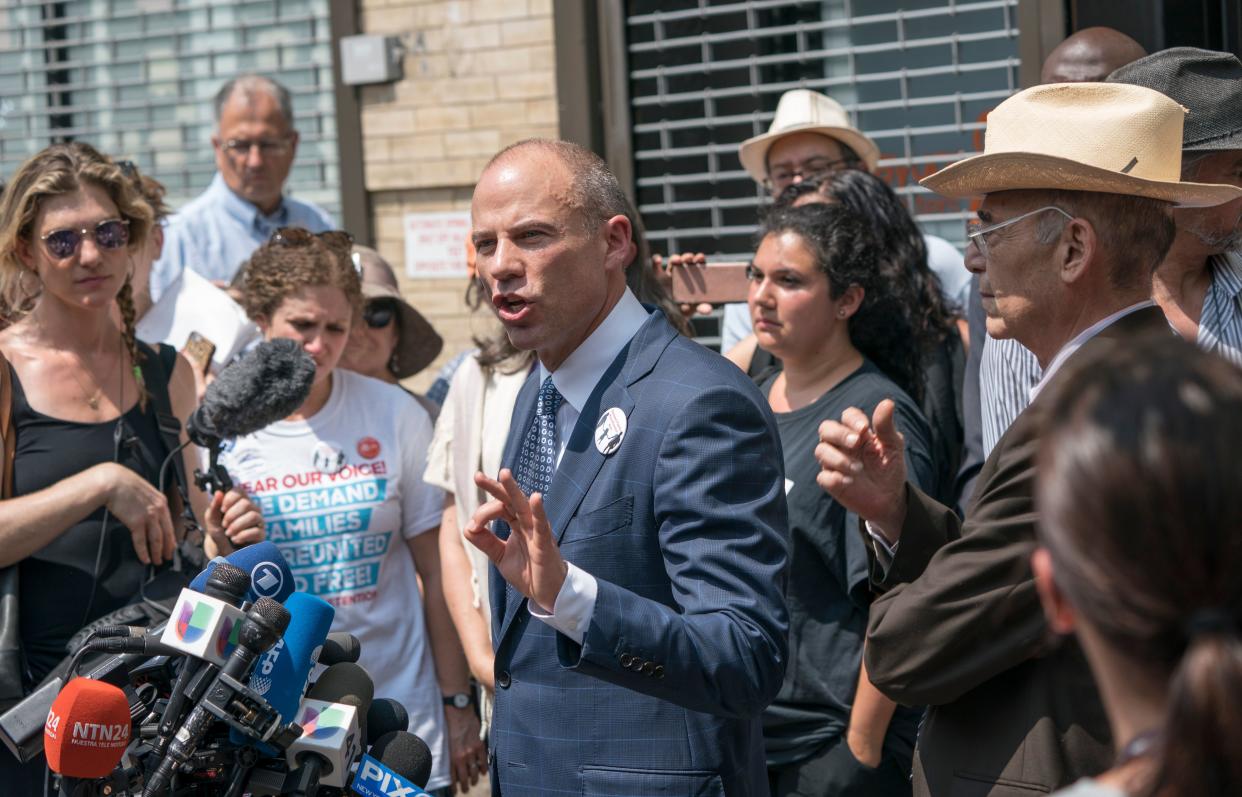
<box><xmin>0</xmin><ymin>141</ymin><xmax>155</xmax><ymax>408</ymax></box>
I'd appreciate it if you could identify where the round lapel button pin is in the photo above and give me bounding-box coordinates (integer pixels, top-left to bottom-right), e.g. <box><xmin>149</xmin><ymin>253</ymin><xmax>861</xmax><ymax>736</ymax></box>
<box><xmin>594</xmin><ymin>407</ymin><xmax>627</xmax><ymax>456</ymax></box>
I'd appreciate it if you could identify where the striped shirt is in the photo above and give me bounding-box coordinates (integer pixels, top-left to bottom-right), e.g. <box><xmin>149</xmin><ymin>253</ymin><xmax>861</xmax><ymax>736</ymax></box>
<box><xmin>979</xmin><ymin>252</ymin><xmax>1242</xmax><ymax>456</ymax></box>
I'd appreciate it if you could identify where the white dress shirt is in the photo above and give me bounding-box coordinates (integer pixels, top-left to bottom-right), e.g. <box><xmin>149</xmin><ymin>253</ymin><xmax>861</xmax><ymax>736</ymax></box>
<box><xmin>524</xmin><ymin>289</ymin><xmax>651</xmax><ymax>643</ymax></box>
<box><xmin>1028</xmin><ymin>300</ymin><xmax>1155</xmax><ymax>401</ymax></box>
<box><xmin>866</xmin><ymin>299</ymin><xmax>1156</xmax><ymax>562</ymax></box>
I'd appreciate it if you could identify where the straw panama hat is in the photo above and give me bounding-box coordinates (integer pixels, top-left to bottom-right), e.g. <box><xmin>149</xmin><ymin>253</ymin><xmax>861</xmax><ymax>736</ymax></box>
<box><xmin>920</xmin><ymin>82</ymin><xmax>1242</xmax><ymax>208</ymax></box>
<box><xmin>738</xmin><ymin>89</ymin><xmax>882</xmax><ymax>181</ymax></box>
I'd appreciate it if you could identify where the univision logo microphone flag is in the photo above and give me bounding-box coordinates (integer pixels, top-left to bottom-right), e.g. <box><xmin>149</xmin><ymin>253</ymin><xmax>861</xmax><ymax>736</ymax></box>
<box><xmin>159</xmin><ymin>588</ymin><xmax>246</xmax><ymax>666</ymax></box>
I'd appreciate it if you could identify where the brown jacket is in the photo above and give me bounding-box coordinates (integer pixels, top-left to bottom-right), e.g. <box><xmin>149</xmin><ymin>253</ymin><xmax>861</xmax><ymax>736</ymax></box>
<box><xmin>864</xmin><ymin>306</ymin><xmax>1170</xmax><ymax>796</ymax></box>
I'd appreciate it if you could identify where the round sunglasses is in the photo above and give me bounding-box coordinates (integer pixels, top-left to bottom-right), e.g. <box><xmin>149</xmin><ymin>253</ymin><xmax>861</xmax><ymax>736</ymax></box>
<box><xmin>39</xmin><ymin>218</ymin><xmax>130</xmax><ymax>260</ymax></box>
<box><xmin>363</xmin><ymin>299</ymin><xmax>398</xmax><ymax>329</ymax></box>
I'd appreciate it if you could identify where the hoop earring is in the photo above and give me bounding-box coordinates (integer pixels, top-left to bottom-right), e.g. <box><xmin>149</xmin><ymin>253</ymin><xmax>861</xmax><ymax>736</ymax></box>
<box><xmin>389</xmin><ymin>352</ymin><xmax>401</xmax><ymax>375</ymax></box>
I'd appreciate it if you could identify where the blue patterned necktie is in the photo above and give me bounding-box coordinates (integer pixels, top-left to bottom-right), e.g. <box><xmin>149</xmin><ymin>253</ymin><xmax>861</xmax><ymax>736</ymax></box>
<box><xmin>513</xmin><ymin>376</ymin><xmax>563</xmax><ymax>501</ymax></box>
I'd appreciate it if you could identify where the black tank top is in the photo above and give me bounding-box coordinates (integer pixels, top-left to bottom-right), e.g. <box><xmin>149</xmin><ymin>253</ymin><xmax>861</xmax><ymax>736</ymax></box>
<box><xmin>9</xmin><ymin>357</ymin><xmax>168</xmax><ymax>685</ymax></box>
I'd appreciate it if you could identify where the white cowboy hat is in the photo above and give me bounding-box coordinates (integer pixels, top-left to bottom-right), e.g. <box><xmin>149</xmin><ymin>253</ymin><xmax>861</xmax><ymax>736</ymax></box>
<box><xmin>920</xmin><ymin>82</ymin><xmax>1242</xmax><ymax>207</ymax></box>
<box><xmin>738</xmin><ymin>89</ymin><xmax>881</xmax><ymax>181</ymax></box>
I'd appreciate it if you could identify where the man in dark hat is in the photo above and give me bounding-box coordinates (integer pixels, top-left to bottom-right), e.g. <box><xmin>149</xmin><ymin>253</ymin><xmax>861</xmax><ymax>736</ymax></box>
<box><xmin>1109</xmin><ymin>48</ymin><xmax>1242</xmax><ymax>361</ymax></box>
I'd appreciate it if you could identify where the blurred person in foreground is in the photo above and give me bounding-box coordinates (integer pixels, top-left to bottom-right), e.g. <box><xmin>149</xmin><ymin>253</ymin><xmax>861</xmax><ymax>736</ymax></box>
<box><xmin>150</xmin><ymin>74</ymin><xmax>334</xmax><ymax>301</ymax></box>
<box><xmin>814</xmin><ymin>83</ymin><xmax>1241</xmax><ymax>795</ymax></box>
<box><xmin>425</xmin><ymin>192</ymin><xmax>692</xmax><ymax>793</ymax></box>
<box><xmin>338</xmin><ymin>245</ymin><xmax>444</xmax><ymax>419</ymax></box>
<box><xmin>1033</xmin><ymin>335</ymin><xmax>1242</xmax><ymax>797</ymax></box>
<box><xmin>223</xmin><ymin>229</ymin><xmax>481</xmax><ymax>795</ymax></box>
<box><xmin>750</xmin><ymin>203</ymin><xmax>935</xmax><ymax>795</ymax></box>
<box><xmin>0</xmin><ymin>142</ymin><xmax>262</xmax><ymax>794</ymax></box>
<box><xmin>463</xmin><ymin>138</ymin><xmax>788</xmax><ymax>796</ymax></box>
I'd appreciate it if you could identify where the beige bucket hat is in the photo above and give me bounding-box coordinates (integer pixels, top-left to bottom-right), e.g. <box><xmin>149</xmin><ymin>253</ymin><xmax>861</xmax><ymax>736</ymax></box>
<box><xmin>738</xmin><ymin>89</ymin><xmax>882</xmax><ymax>181</ymax></box>
<box><xmin>921</xmin><ymin>82</ymin><xmax>1242</xmax><ymax>207</ymax></box>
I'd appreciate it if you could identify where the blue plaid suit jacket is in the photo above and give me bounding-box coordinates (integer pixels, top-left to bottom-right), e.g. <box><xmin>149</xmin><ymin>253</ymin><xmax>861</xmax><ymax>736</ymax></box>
<box><xmin>488</xmin><ymin>310</ymin><xmax>790</xmax><ymax>797</ymax></box>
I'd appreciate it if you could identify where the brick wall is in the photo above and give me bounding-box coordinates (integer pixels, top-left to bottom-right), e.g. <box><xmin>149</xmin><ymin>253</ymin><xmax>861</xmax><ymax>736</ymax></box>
<box><xmin>356</xmin><ymin>0</ymin><xmax>558</xmax><ymax>392</ymax></box>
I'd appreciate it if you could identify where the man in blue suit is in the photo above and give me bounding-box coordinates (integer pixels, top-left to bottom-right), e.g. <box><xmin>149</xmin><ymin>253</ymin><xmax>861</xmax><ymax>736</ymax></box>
<box><xmin>463</xmin><ymin>139</ymin><xmax>790</xmax><ymax>796</ymax></box>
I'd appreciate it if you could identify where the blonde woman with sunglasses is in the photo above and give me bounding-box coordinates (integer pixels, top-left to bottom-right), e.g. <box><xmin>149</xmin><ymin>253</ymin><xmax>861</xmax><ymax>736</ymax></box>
<box><xmin>0</xmin><ymin>143</ymin><xmax>263</xmax><ymax>794</ymax></box>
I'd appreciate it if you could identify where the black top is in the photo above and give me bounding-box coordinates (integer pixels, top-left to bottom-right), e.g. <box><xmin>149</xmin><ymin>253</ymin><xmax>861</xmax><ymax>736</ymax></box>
<box><xmin>759</xmin><ymin>360</ymin><xmax>934</xmax><ymax>767</ymax></box>
<box><xmin>749</xmin><ymin>336</ymin><xmax>963</xmax><ymax>507</ymax></box>
<box><xmin>10</xmin><ymin>362</ymin><xmax>167</xmax><ymax>685</ymax></box>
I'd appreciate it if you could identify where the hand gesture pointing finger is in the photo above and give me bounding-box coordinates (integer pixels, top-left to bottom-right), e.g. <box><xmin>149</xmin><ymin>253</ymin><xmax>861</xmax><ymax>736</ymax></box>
<box><xmin>814</xmin><ymin>399</ymin><xmax>909</xmax><ymax>539</ymax></box>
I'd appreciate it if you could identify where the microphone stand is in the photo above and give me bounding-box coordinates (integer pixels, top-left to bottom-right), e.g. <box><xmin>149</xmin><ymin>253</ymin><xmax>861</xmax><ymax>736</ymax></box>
<box><xmin>192</xmin><ymin>433</ymin><xmax>235</xmax><ymax>495</ymax></box>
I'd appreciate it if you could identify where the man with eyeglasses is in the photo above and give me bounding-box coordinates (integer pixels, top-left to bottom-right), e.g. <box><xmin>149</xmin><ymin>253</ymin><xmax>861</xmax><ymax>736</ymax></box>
<box><xmin>713</xmin><ymin>89</ymin><xmax>969</xmax><ymax>351</ymax></box>
<box><xmin>978</xmin><ymin>49</ymin><xmax>1242</xmax><ymax>458</ymax></box>
<box><xmin>149</xmin><ymin>74</ymin><xmax>335</xmax><ymax>302</ymax></box>
<box><xmin>814</xmin><ymin>82</ymin><xmax>1241</xmax><ymax>796</ymax></box>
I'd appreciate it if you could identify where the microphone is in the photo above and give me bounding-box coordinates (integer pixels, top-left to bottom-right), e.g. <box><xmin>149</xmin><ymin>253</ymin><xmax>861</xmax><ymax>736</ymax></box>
<box><xmin>319</xmin><ymin>632</ymin><xmax>361</xmax><ymax>665</ymax></box>
<box><xmin>234</xmin><ymin>592</ymin><xmax>335</xmax><ymax>751</ymax></box>
<box><xmin>308</xmin><ymin>662</ymin><xmax>375</xmax><ymax>743</ymax></box>
<box><xmin>152</xmin><ymin>562</ymin><xmax>252</xmax><ymax>757</ymax></box>
<box><xmin>365</xmin><ymin>698</ymin><xmax>410</xmax><ymax>747</ymax></box>
<box><xmin>187</xmin><ymin>338</ymin><xmax>315</xmax><ymax>494</ymax></box>
<box><xmin>158</xmin><ymin>587</ymin><xmax>248</xmax><ymax>666</ymax></box>
<box><xmin>187</xmin><ymin>337</ymin><xmax>316</xmax><ymax>445</ymax></box>
<box><xmin>284</xmin><ymin>663</ymin><xmax>374</xmax><ymax>792</ymax></box>
<box><xmin>143</xmin><ymin>597</ymin><xmax>291</xmax><ymax>797</ymax></box>
<box><xmin>43</xmin><ymin>678</ymin><xmax>131</xmax><ymax>791</ymax></box>
<box><xmin>190</xmin><ymin>541</ymin><xmax>296</xmax><ymax>604</ymax></box>
<box><xmin>351</xmin><ymin>731</ymin><xmax>434</xmax><ymax>797</ymax></box>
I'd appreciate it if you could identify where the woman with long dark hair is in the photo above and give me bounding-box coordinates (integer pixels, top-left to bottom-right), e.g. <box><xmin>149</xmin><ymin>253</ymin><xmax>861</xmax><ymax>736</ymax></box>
<box><xmin>1033</xmin><ymin>335</ymin><xmax>1242</xmax><ymax>797</ymax></box>
<box><xmin>792</xmin><ymin>171</ymin><xmax>964</xmax><ymax>504</ymax></box>
<box><xmin>752</xmin><ymin>203</ymin><xmax>936</xmax><ymax>795</ymax></box>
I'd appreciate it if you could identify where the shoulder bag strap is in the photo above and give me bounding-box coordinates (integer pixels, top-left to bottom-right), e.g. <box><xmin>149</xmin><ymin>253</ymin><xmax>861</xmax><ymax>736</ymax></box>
<box><xmin>0</xmin><ymin>351</ymin><xmax>24</xmax><ymax>706</ymax></box>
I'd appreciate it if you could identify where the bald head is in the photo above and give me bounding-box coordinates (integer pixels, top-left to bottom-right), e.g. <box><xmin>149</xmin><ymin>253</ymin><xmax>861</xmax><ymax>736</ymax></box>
<box><xmin>1040</xmin><ymin>27</ymin><xmax>1147</xmax><ymax>84</ymax></box>
<box><xmin>482</xmin><ymin>139</ymin><xmax>630</xmax><ymax>231</ymax></box>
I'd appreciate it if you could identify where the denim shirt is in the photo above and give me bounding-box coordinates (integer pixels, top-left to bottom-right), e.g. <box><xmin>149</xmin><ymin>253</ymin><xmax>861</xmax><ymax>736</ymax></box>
<box><xmin>150</xmin><ymin>173</ymin><xmax>334</xmax><ymax>301</ymax></box>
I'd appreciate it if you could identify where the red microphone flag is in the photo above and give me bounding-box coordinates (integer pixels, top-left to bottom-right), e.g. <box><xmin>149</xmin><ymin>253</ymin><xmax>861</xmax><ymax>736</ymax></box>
<box><xmin>43</xmin><ymin>677</ymin><xmax>131</xmax><ymax>779</ymax></box>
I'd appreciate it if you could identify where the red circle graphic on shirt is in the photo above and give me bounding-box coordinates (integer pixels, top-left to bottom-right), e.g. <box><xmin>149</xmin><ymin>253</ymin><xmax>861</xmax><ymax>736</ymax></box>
<box><xmin>357</xmin><ymin>436</ymin><xmax>381</xmax><ymax>460</ymax></box>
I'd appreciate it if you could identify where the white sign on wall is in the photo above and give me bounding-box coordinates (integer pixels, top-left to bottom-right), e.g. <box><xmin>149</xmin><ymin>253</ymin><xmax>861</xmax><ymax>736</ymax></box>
<box><xmin>403</xmin><ymin>211</ymin><xmax>471</xmax><ymax>279</ymax></box>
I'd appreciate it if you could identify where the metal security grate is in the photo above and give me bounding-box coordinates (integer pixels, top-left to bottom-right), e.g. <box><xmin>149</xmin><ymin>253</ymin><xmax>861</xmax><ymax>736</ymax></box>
<box><xmin>624</xmin><ymin>0</ymin><xmax>1021</xmax><ymax>261</ymax></box>
<box><xmin>0</xmin><ymin>0</ymin><xmax>340</xmax><ymax>217</ymax></box>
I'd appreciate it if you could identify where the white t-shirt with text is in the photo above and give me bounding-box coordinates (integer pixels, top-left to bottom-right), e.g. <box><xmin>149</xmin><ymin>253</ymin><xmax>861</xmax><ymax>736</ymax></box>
<box><xmin>220</xmin><ymin>369</ymin><xmax>449</xmax><ymax>789</ymax></box>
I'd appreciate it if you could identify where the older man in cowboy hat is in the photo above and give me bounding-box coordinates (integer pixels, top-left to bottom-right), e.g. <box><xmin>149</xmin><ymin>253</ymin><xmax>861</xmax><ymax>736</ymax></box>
<box><xmin>813</xmin><ymin>83</ymin><xmax>1241</xmax><ymax>796</ymax></box>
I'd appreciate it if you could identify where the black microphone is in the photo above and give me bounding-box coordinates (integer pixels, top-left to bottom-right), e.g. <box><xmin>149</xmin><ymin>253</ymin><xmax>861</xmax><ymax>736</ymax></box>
<box><xmin>186</xmin><ymin>337</ymin><xmax>316</xmax><ymax>443</ymax></box>
<box><xmin>318</xmin><ymin>632</ymin><xmax>361</xmax><ymax>666</ymax></box>
<box><xmin>365</xmin><ymin>698</ymin><xmax>410</xmax><ymax>748</ymax></box>
<box><xmin>154</xmin><ymin>562</ymin><xmax>252</xmax><ymax>757</ymax></box>
<box><xmin>142</xmin><ymin>597</ymin><xmax>290</xmax><ymax>797</ymax></box>
<box><xmin>285</xmin><ymin>663</ymin><xmax>375</xmax><ymax>795</ymax></box>
<box><xmin>187</xmin><ymin>338</ymin><xmax>315</xmax><ymax>494</ymax></box>
<box><xmin>351</xmin><ymin>731</ymin><xmax>435</xmax><ymax>794</ymax></box>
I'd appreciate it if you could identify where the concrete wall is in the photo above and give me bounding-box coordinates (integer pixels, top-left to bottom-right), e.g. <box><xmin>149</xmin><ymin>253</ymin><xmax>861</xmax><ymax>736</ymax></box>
<box><xmin>356</xmin><ymin>0</ymin><xmax>559</xmax><ymax>391</ymax></box>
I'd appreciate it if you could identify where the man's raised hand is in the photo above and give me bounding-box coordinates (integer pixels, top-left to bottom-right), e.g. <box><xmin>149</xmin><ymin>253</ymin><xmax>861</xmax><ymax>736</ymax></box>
<box><xmin>815</xmin><ymin>399</ymin><xmax>909</xmax><ymax>541</ymax></box>
<box><xmin>463</xmin><ymin>469</ymin><xmax>568</xmax><ymax>611</ymax></box>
